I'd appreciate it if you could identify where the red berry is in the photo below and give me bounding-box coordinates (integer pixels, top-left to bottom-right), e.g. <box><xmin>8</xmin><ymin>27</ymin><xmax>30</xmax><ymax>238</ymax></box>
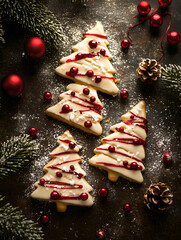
<box><xmin>130</xmin><ymin>115</ymin><xmax>134</xmax><ymax>119</ymax></box>
<box><xmin>100</xmin><ymin>49</ymin><xmax>106</xmax><ymax>56</ymax></box>
<box><xmin>41</xmin><ymin>215</ymin><xmax>49</xmax><ymax>224</ymax></box>
<box><xmin>123</xmin><ymin>203</ymin><xmax>132</xmax><ymax>212</ymax></box>
<box><xmin>80</xmin><ymin>192</ymin><xmax>88</xmax><ymax>201</ymax></box>
<box><xmin>163</xmin><ymin>153</ymin><xmax>172</xmax><ymax>163</ymax></box>
<box><xmin>50</xmin><ymin>191</ymin><xmax>59</xmax><ymax>200</ymax></box>
<box><xmin>56</xmin><ymin>172</ymin><xmax>62</xmax><ymax>178</ymax></box>
<box><xmin>40</xmin><ymin>178</ymin><xmax>45</xmax><ymax>185</ymax></box>
<box><xmin>133</xmin><ymin>138</ymin><xmax>142</xmax><ymax>145</ymax></box>
<box><xmin>121</xmin><ymin>39</ymin><xmax>130</xmax><ymax>49</ymax></box>
<box><xmin>130</xmin><ymin>162</ymin><xmax>138</xmax><ymax>170</ymax></box>
<box><xmin>120</xmin><ymin>90</ymin><xmax>129</xmax><ymax>99</ymax></box>
<box><xmin>71</xmin><ymin>91</ymin><xmax>75</xmax><ymax>97</ymax></box>
<box><xmin>86</xmin><ymin>70</ymin><xmax>94</xmax><ymax>78</ymax></box>
<box><xmin>137</xmin><ymin>165</ymin><xmax>143</xmax><ymax>171</ymax></box>
<box><xmin>98</xmin><ymin>188</ymin><xmax>108</xmax><ymax>197</ymax></box>
<box><xmin>89</xmin><ymin>40</ymin><xmax>98</xmax><ymax>49</ymax></box>
<box><xmin>76</xmin><ymin>52</ymin><xmax>83</xmax><ymax>59</ymax></box>
<box><xmin>44</xmin><ymin>91</ymin><xmax>52</xmax><ymax>100</ymax></box>
<box><xmin>62</xmin><ymin>104</ymin><xmax>71</xmax><ymax>113</ymax></box>
<box><xmin>108</xmin><ymin>145</ymin><xmax>115</xmax><ymax>153</ymax></box>
<box><xmin>69</xmin><ymin>141</ymin><xmax>76</xmax><ymax>149</ymax></box>
<box><xmin>90</xmin><ymin>96</ymin><xmax>96</xmax><ymax>102</ymax></box>
<box><xmin>84</xmin><ymin>120</ymin><xmax>92</xmax><ymax>128</ymax></box>
<box><xmin>118</xmin><ymin>127</ymin><xmax>124</xmax><ymax>133</ymax></box>
<box><xmin>83</xmin><ymin>87</ymin><xmax>90</xmax><ymax>95</ymax></box>
<box><xmin>95</xmin><ymin>75</ymin><xmax>102</xmax><ymax>83</ymax></box>
<box><xmin>29</xmin><ymin>127</ymin><xmax>38</xmax><ymax>136</ymax></box>
<box><xmin>97</xmin><ymin>229</ymin><xmax>105</xmax><ymax>239</ymax></box>
<box><xmin>123</xmin><ymin>160</ymin><xmax>128</xmax><ymax>166</ymax></box>
<box><xmin>70</xmin><ymin>165</ymin><xmax>75</xmax><ymax>170</ymax></box>
<box><xmin>69</xmin><ymin>67</ymin><xmax>78</xmax><ymax>77</ymax></box>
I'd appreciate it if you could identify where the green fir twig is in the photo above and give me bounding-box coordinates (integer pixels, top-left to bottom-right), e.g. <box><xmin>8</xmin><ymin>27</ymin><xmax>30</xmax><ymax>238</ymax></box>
<box><xmin>0</xmin><ymin>0</ymin><xmax>65</xmax><ymax>48</ymax></box>
<box><xmin>0</xmin><ymin>16</ymin><xmax>5</xmax><ymax>45</ymax></box>
<box><xmin>0</xmin><ymin>134</ymin><xmax>37</xmax><ymax>179</ymax></box>
<box><xmin>0</xmin><ymin>196</ymin><xmax>44</xmax><ymax>240</ymax></box>
<box><xmin>161</xmin><ymin>64</ymin><xmax>181</xmax><ymax>100</ymax></box>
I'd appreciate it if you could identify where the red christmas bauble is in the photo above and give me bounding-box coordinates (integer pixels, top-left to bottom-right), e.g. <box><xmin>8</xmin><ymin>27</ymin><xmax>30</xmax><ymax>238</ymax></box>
<box><xmin>25</xmin><ymin>37</ymin><xmax>45</xmax><ymax>58</ymax></box>
<box><xmin>95</xmin><ymin>75</ymin><xmax>102</xmax><ymax>83</ymax></box>
<box><xmin>80</xmin><ymin>192</ymin><xmax>88</xmax><ymax>201</ymax></box>
<box><xmin>69</xmin><ymin>141</ymin><xmax>76</xmax><ymax>149</ymax></box>
<box><xmin>83</xmin><ymin>87</ymin><xmax>90</xmax><ymax>95</ymax></box>
<box><xmin>120</xmin><ymin>90</ymin><xmax>129</xmax><ymax>99</ymax></box>
<box><xmin>90</xmin><ymin>96</ymin><xmax>96</xmax><ymax>102</ymax></box>
<box><xmin>158</xmin><ymin>0</ymin><xmax>172</xmax><ymax>7</ymax></box>
<box><xmin>123</xmin><ymin>203</ymin><xmax>132</xmax><ymax>212</ymax></box>
<box><xmin>98</xmin><ymin>188</ymin><xmax>108</xmax><ymax>197</ymax></box>
<box><xmin>2</xmin><ymin>75</ymin><xmax>23</xmax><ymax>97</ymax></box>
<box><xmin>108</xmin><ymin>145</ymin><xmax>115</xmax><ymax>153</ymax></box>
<box><xmin>29</xmin><ymin>127</ymin><xmax>38</xmax><ymax>136</ymax></box>
<box><xmin>44</xmin><ymin>91</ymin><xmax>52</xmax><ymax>101</ymax></box>
<box><xmin>137</xmin><ymin>1</ymin><xmax>151</xmax><ymax>15</ymax></box>
<box><xmin>97</xmin><ymin>229</ymin><xmax>105</xmax><ymax>239</ymax></box>
<box><xmin>150</xmin><ymin>14</ymin><xmax>163</xmax><ymax>28</ymax></box>
<box><xmin>84</xmin><ymin>120</ymin><xmax>92</xmax><ymax>128</ymax></box>
<box><xmin>41</xmin><ymin>215</ymin><xmax>49</xmax><ymax>224</ymax></box>
<box><xmin>62</xmin><ymin>104</ymin><xmax>71</xmax><ymax>113</ymax></box>
<box><xmin>167</xmin><ymin>31</ymin><xmax>180</xmax><ymax>45</ymax></box>
<box><xmin>163</xmin><ymin>153</ymin><xmax>172</xmax><ymax>163</ymax></box>
<box><xmin>121</xmin><ymin>39</ymin><xmax>130</xmax><ymax>49</ymax></box>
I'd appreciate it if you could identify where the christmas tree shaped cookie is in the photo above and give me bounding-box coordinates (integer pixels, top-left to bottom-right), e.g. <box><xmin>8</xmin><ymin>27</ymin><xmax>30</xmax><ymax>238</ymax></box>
<box><xmin>31</xmin><ymin>130</ymin><xmax>94</xmax><ymax>212</ymax></box>
<box><xmin>89</xmin><ymin>101</ymin><xmax>148</xmax><ymax>183</ymax></box>
<box><xmin>46</xmin><ymin>83</ymin><xmax>103</xmax><ymax>135</ymax></box>
<box><xmin>56</xmin><ymin>21</ymin><xmax>119</xmax><ymax>95</ymax></box>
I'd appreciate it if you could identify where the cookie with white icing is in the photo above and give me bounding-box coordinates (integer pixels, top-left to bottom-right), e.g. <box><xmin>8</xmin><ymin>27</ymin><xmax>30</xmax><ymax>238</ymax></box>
<box><xmin>46</xmin><ymin>83</ymin><xmax>103</xmax><ymax>135</ymax></box>
<box><xmin>31</xmin><ymin>130</ymin><xmax>94</xmax><ymax>212</ymax></box>
<box><xmin>56</xmin><ymin>21</ymin><xmax>119</xmax><ymax>95</ymax></box>
<box><xmin>89</xmin><ymin>101</ymin><xmax>148</xmax><ymax>183</ymax></box>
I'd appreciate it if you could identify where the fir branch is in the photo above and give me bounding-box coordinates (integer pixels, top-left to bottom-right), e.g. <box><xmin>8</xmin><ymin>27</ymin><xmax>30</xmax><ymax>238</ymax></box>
<box><xmin>0</xmin><ymin>196</ymin><xmax>44</xmax><ymax>240</ymax></box>
<box><xmin>161</xmin><ymin>64</ymin><xmax>181</xmax><ymax>100</ymax></box>
<box><xmin>0</xmin><ymin>0</ymin><xmax>65</xmax><ymax>48</ymax></box>
<box><xmin>0</xmin><ymin>16</ymin><xmax>5</xmax><ymax>45</ymax></box>
<box><xmin>0</xmin><ymin>134</ymin><xmax>37</xmax><ymax>179</ymax></box>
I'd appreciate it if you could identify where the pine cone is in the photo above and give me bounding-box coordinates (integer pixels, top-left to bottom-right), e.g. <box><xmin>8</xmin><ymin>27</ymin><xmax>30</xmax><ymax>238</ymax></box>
<box><xmin>137</xmin><ymin>58</ymin><xmax>161</xmax><ymax>83</ymax></box>
<box><xmin>144</xmin><ymin>182</ymin><xmax>173</xmax><ymax>213</ymax></box>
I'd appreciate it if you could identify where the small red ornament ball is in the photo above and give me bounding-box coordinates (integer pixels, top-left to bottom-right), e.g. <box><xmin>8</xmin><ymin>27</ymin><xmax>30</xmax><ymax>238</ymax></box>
<box><xmin>40</xmin><ymin>178</ymin><xmax>45</xmax><ymax>185</ymax></box>
<box><xmin>80</xmin><ymin>192</ymin><xmax>88</xmax><ymax>201</ymax></box>
<box><xmin>25</xmin><ymin>37</ymin><xmax>45</xmax><ymax>58</ymax></box>
<box><xmin>2</xmin><ymin>75</ymin><xmax>23</xmax><ymax>97</ymax></box>
<box><xmin>29</xmin><ymin>127</ymin><xmax>38</xmax><ymax>136</ymax></box>
<box><xmin>69</xmin><ymin>141</ymin><xmax>76</xmax><ymax>149</ymax></box>
<box><xmin>41</xmin><ymin>215</ymin><xmax>49</xmax><ymax>224</ymax></box>
<box><xmin>163</xmin><ymin>153</ymin><xmax>172</xmax><ymax>163</ymax></box>
<box><xmin>86</xmin><ymin>70</ymin><xmax>94</xmax><ymax>78</ymax></box>
<box><xmin>130</xmin><ymin>162</ymin><xmax>138</xmax><ymax>170</ymax></box>
<box><xmin>69</xmin><ymin>67</ymin><xmax>78</xmax><ymax>77</ymax></box>
<box><xmin>56</xmin><ymin>172</ymin><xmax>62</xmax><ymax>178</ymax></box>
<box><xmin>120</xmin><ymin>90</ymin><xmax>129</xmax><ymax>99</ymax></box>
<box><xmin>90</xmin><ymin>96</ymin><xmax>96</xmax><ymax>102</ymax></box>
<box><xmin>97</xmin><ymin>229</ymin><xmax>105</xmax><ymax>239</ymax></box>
<box><xmin>51</xmin><ymin>191</ymin><xmax>59</xmax><ymax>200</ymax></box>
<box><xmin>44</xmin><ymin>91</ymin><xmax>52</xmax><ymax>101</ymax></box>
<box><xmin>83</xmin><ymin>87</ymin><xmax>90</xmax><ymax>95</ymax></box>
<box><xmin>62</xmin><ymin>104</ymin><xmax>71</xmax><ymax>113</ymax></box>
<box><xmin>100</xmin><ymin>48</ymin><xmax>106</xmax><ymax>56</ymax></box>
<box><xmin>150</xmin><ymin>14</ymin><xmax>163</xmax><ymax>28</ymax></box>
<box><xmin>84</xmin><ymin>120</ymin><xmax>92</xmax><ymax>128</ymax></box>
<box><xmin>167</xmin><ymin>31</ymin><xmax>180</xmax><ymax>45</ymax></box>
<box><xmin>95</xmin><ymin>75</ymin><xmax>102</xmax><ymax>83</ymax></box>
<box><xmin>98</xmin><ymin>188</ymin><xmax>108</xmax><ymax>197</ymax></box>
<box><xmin>123</xmin><ymin>203</ymin><xmax>132</xmax><ymax>212</ymax></box>
<box><xmin>89</xmin><ymin>40</ymin><xmax>98</xmax><ymax>49</ymax></box>
<box><xmin>121</xmin><ymin>39</ymin><xmax>130</xmax><ymax>49</ymax></box>
<box><xmin>137</xmin><ymin>1</ymin><xmax>151</xmax><ymax>15</ymax></box>
<box><xmin>158</xmin><ymin>0</ymin><xmax>172</xmax><ymax>7</ymax></box>
<box><xmin>108</xmin><ymin>145</ymin><xmax>115</xmax><ymax>153</ymax></box>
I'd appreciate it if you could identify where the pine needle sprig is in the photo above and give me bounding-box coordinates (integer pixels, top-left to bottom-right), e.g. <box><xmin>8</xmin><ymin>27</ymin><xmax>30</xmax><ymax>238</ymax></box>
<box><xmin>161</xmin><ymin>64</ymin><xmax>181</xmax><ymax>100</ymax></box>
<box><xmin>0</xmin><ymin>16</ymin><xmax>5</xmax><ymax>45</ymax></box>
<box><xmin>0</xmin><ymin>196</ymin><xmax>44</xmax><ymax>240</ymax></box>
<box><xmin>0</xmin><ymin>134</ymin><xmax>37</xmax><ymax>179</ymax></box>
<box><xmin>0</xmin><ymin>0</ymin><xmax>65</xmax><ymax>48</ymax></box>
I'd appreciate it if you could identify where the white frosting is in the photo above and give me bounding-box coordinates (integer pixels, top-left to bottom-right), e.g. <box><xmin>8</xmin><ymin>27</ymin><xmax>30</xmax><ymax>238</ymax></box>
<box><xmin>31</xmin><ymin>131</ymin><xmax>94</xmax><ymax>210</ymax></box>
<box><xmin>46</xmin><ymin>83</ymin><xmax>103</xmax><ymax>136</ymax></box>
<box><xmin>55</xmin><ymin>21</ymin><xmax>119</xmax><ymax>95</ymax></box>
<box><xmin>89</xmin><ymin>101</ymin><xmax>147</xmax><ymax>184</ymax></box>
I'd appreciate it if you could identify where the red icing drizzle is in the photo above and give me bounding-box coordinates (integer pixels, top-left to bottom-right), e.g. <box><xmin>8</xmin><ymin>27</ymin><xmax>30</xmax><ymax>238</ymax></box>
<box><xmin>103</xmin><ymin>138</ymin><xmax>145</xmax><ymax>146</ymax></box>
<box><xmin>52</xmin><ymin>194</ymin><xmax>84</xmax><ymax>201</ymax></box>
<box><xmin>38</xmin><ymin>180</ymin><xmax>83</xmax><ymax>189</ymax></box>
<box><xmin>66</xmin><ymin>71</ymin><xmax>115</xmax><ymax>81</ymax></box>
<box><xmin>83</xmin><ymin>33</ymin><xmax>107</xmax><ymax>39</ymax></box>
<box><xmin>95</xmin><ymin>147</ymin><xmax>142</xmax><ymax>163</ymax></box>
<box><xmin>129</xmin><ymin>111</ymin><xmax>148</xmax><ymax>124</ymax></box>
<box><xmin>66</xmin><ymin>52</ymin><xmax>108</xmax><ymax>63</ymax></box>
<box><xmin>50</xmin><ymin>151</ymin><xmax>77</xmax><ymax>157</ymax></box>
<box><xmin>48</xmin><ymin>159</ymin><xmax>81</xmax><ymax>167</ymax></box>
<box><xmin>95</xmin><ymin>162</ymin><xmax>141</xmax><ymax>171</ymax></box>
<box><xmin>58</xmin><ymin>139</ymin><xmax>76</xmax><ymax>145</ymax></box>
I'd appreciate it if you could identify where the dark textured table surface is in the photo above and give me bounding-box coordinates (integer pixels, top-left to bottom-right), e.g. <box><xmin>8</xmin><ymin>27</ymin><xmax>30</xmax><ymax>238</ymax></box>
<box><xmin>0</xmin><ymin>0</ymin><xmax>181</xmax><ymax>239</ymax></box>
